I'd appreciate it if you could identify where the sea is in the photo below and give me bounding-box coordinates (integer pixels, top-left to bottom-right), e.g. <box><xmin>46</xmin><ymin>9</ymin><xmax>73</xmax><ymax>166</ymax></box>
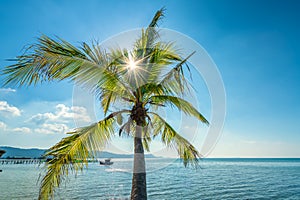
<box><xmin>0</xmin><ymin>158</ymin><xmax>299</xmax><ymax>200</ymax></box>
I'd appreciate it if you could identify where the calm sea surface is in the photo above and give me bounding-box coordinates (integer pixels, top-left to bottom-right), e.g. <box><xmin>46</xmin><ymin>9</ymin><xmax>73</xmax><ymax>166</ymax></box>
<box><xmin>0</xmin><ymin>158</ymin><xmax>299</xmax><ymax>199</ymax></box>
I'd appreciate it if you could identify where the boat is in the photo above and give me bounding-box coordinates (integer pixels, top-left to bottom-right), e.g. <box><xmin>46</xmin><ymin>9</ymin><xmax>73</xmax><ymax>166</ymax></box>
<box><xmin>100</xmin><ymin>158</ymin><xmax>113</xmax><ymax>165</ymax></box>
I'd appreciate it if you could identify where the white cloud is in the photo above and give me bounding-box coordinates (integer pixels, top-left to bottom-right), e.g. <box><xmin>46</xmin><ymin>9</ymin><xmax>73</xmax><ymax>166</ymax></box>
<box><xmin>0</xmin><ymin>88</ymin><xmax>16</xmax><ymax>93</ymax></box>
<box><xmin>27</xmin><ymin>112</ymin><xmax>55</xmax><ymax>125</ymax></box>
<box><xmin>0</xmin><ymin>121</ymin><xmax>7</xmax><ymax>130</ymax></box>
<box><xmin>34</xmin><ymin>123</ymin><xmax>70</xmax><ymax>134</ymax></box>
<box><xmin>12</xmin><ymin>127</ymin><xmax>31</xmax><ymax>134</ymax></box>
<box><xmin>0</xmin><ymin>101</ymin><xmax>21</xmax><ymax>117</ymax></box>
<box><xmin>55</xmin><ymin>104</ymin><xmax>91</xmax><ymax>122</ymax></box>
<box><xmin>28</xmin><ymin>104</ymin><xmax>91</xmax><ymax>125</ymax></box>
<box><xmin>0</xmin><ymin>122</ymin><xmax>31</xmax><ymax>134</ymax></box>
<box><xmin>0</xmin><ymin>103</ymin><xmax>90</xmax><ymax>136</ymax></box>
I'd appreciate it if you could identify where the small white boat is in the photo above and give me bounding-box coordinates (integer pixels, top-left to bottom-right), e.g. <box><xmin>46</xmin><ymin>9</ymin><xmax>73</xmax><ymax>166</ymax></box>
<box><xmin>99</xmin><ymin>158</ymin><xmax>113</xmax><ymax>165</ymax></box>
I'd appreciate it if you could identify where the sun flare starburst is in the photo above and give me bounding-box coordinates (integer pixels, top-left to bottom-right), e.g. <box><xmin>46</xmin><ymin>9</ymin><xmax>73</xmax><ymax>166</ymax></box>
<box><xmin>127</xmin><ymin>54</ymin><xmax>138</xmax><ymax>71</ymax></box>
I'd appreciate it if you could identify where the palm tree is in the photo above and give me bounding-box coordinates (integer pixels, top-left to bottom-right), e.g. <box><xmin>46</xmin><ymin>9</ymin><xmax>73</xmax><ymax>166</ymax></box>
<box><xmin>1</xmin><ymin>9</ymin><xmax>209</xmax><ymax>200</ymax></box>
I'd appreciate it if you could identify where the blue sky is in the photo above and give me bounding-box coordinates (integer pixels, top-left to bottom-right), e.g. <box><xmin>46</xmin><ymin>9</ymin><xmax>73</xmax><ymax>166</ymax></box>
<box><xmin>0</xmin><ymin>0</ymin><xmax>299</xmax><ymax>157</ymax></box>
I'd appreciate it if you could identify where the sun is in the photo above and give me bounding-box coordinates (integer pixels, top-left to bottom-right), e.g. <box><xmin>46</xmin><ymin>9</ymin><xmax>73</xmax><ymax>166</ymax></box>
<box><xmin>127</xmin><ymin>54</ymin><xmax>138</xmax><ymax>71</ymax></box>
<box><xmin>128</xmin><ymin>59</ymin><xmax>137</xmax><ymax>70</ymax></box>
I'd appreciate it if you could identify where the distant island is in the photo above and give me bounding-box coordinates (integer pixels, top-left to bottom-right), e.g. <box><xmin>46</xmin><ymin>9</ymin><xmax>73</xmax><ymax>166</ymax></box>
<box><xmin>0</xmin><ymin>146</ymin><xmax>46</xmax><ymax>159</ymax></box>
<box><xmin>0</xmin><ymin>146</ymin><xmax>157</xmax><ymax>159</ymax></box>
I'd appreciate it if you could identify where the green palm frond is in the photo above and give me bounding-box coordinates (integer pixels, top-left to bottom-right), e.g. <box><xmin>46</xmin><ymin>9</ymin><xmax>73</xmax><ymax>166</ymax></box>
<box><xmin>98</xmin><ymin>82</ymin><xmax>133</xmax><ymax>115</ymax></box>
<box><xmin>145</xmin><ymin>7</ymin><xmax>165</xmax><ymax>54</ymax></box>
<box><xmin>80</xmin><ymin>41</ymin><xmax>108</xmax><ymax>65</ymax></box>
<box><xmin>138</xmin><ymin>83</ymin><xmax>166</xmax><ymax>102</ymax></box>
<box><xmin>143</xmin><ymin>42</ymin><xmax>181</xmax><ymax>83</ymax></box>
<box><xmin>39</xmin><ymin>35</ymin><xmax>86</xmax><ymax>58</ymax></box>
<box><xmin>148</xmin><ymin>7</ymin><xmax>165</xmax><ymax>28</ymax></box>
<box><xmin>119</xmin><ymin>118</ymin><xmax>132</xmax><ymax>136</ymax></box>
<box><xmin>136</xmin><ymin>52</ymin><xmax>195</xmax><ymax>102</ymax></box>
<box><xmin>100</xmin><ymin>90</ymin><xmax>115</xmax><ymax>115</ymax></box>
<box><xmin>158</xmin><ymin>51</ymin><xmax>195</xmax><ymax>95</ymax></box>
<box><xmin>149</xmin><ymin>95</ymin><xmax>209</xmax><ymax>125</ymax></box>
<box><xmin>133</xmin><ymin>7</ymin><xmax>165</xmax><ymax>62</ymax></box>
<box><xmin>1</xmin><ymin>36</ymin><xmax>134</xmax><ymax>110</ymax></box>
<box><xmin>149</xmin><ymin>112</ymin><xmax>201</xmax><ymax>167</ymax></box>
<box><xmin>148</xmin><ymin>42</ymin><xmax>181</xmax><ymax>65</ymax></box>
<box><xmin>143</xmin><ymin>136</ymin><xmax>151</xmax><ymax>152</ymax></box>
<box><xmin>142</xmin><ymin>124</ymin><xmax>152</xmax><ymax>152</ymax></box>
<box><xmin>1</xmin><ymin>35</ymin><xmax>90</xmax><ymax>86</ymax></box>
<box><xmin>39</xmin><ymin>117</ymin><xmax>116</xmax><ymax>200</ymax></box>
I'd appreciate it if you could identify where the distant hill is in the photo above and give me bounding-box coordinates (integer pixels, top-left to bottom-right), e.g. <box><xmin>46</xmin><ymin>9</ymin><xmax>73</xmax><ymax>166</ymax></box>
<box><xmin>0</xmin><ymin>146</ymin><xmax>156</xmax><ymax>159</ymax></box>
<box><xmin>0</xmin><ymin>146</ymin><xmax>46</xmax><ymax>158</ymax></box>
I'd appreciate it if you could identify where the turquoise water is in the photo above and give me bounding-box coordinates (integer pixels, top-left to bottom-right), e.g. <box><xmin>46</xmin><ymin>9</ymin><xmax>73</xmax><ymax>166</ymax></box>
<box><xmin>0</xmin><ymin>158</ymin><xmax>300</xmax><ymax>199</ymax></box>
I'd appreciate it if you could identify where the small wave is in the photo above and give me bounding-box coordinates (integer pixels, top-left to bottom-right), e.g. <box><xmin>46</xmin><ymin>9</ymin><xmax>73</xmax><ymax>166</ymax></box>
<box><xmin>105</xmin><ymin>168</ymin><xmax>130</xmax><ymax>173</ymax></box>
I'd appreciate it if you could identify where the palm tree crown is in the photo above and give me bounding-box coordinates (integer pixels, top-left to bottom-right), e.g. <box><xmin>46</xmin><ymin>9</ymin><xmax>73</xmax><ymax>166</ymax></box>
<box><xmin>1</xmin><ymin>8</ymin><xmax>208</xmax><ymax>200</ymax></box>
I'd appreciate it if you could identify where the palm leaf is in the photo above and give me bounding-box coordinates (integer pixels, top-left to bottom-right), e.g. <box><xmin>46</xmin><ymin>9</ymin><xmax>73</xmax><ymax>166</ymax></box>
<box><xmin>148</xmin><ymin>7</ymin><xmax>165</xmax><ymax>28</ymax></box>
<box><xmin>158</xmin><ymin>51</ymin><xmax>195</xmax><ymax>95</ymax></box>
<box><xmin>145</xmin><ymin>7</ymin><xmax>165</xmax><ymax>54</ymax></box>
<box><xmin>149</xmin><ymin>112</ymin><xmax>201</xmax><ymax>167</ymax></box>
<box><xmin>119</xmin><ymin>118</ymin><xmax>132</xmax><ymax>136</ymax></box>
<box><xmin>149</xmin><ymin>95</ymin><xmax>209</xmax><ymax>125</ymax></box>
<box><xmin>133</xmin><ymin>7</ymin><xmax>165</xmax><ymax>62</ymax></box>
<box><xmin>2</xmin><ymin>36</ymin><xmax>135</xmax><ymax>115</ymax></box>
<box><xmin>80</xmin><ymin>41</ymin><xmax>108</xmax><ymax>65</ymax></box>
<box><xmin>38</xmin><ymin>117</ymin><xmax>115</xmax><ymax>200</ymax></box>
<box><xmin>143</xmin><ymin>42</ymin><xmax>181</xmax><ymax>83</ymax></box>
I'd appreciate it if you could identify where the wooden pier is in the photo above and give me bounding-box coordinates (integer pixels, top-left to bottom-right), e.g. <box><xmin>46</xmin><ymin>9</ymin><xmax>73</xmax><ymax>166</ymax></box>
<box><xmin>0</xmin><ymin>158</ymin><xmax>43</xmax><ymax>165</ymax></box>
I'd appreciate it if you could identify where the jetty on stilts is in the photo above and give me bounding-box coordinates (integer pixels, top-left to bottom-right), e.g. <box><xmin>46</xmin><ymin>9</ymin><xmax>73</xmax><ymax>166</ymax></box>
<box><xmin>0</xmin><ymin>158</ymin><xmax>43</xmax><ymax>165</ymax></box>
<box><xmin>0</xmin><ymin>149</ymin><xmax>44</xmax><ymax>169</ymax></box>
<box><xmin>0</xmin><ymin>149</ymin><xmax>6</xmax><ymax>172</ymax></box>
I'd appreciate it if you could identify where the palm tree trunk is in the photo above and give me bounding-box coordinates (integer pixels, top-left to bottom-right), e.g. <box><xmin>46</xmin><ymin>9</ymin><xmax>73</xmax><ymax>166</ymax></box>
<box><xmin>131</xmin><ymin>125</ymin><xmax>147</xmax><ymax>200</ymax></box>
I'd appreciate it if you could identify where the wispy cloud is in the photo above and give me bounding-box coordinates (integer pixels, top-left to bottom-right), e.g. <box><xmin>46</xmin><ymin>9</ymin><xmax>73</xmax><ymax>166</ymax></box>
<box><xmin>28</xmin><ymin>104</ymin><xmax>91</xmax><ymax>125</ymax></box>
<box><xmin>0</xmin><ymin>103</ymin><xmax>89</xmax><ymax>135</ymax></box>
<box><xmin>0</xmin><ymin>121</ymin><xmax>7</xmax><ymax>130</ymax></box>
<box><xmin>0</xmin><ymin>88</ymin><xmax>16</xmax><ymax>93</ymax></box>
<box><xmin>0</xmin><ymin>101</ymin><xmax>21</xmax><ymax>117</ymax></box>
<box><xmin>0</xmin><ymin>122</ymin><xmax>31</xmax><ymax>134</ymax></box>
<box><xmin>12</xmin><ymin>127</ymin><xmax>31</xmax><ymax>134</ymax></box>
<box><xmin>34</xmin><ymin>123</ymin><xmax>70</xmax><ymax>135</ymax></box>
